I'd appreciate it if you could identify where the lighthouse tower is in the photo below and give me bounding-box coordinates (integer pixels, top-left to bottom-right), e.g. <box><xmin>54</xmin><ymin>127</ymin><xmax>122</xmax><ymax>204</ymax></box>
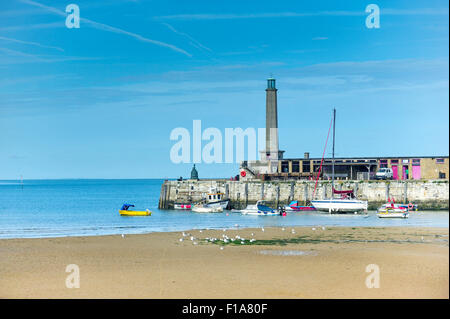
<box><xmin>260</xmin><ymin>77</ymin><xmax>284</xmax><ymax>165</ymax></box>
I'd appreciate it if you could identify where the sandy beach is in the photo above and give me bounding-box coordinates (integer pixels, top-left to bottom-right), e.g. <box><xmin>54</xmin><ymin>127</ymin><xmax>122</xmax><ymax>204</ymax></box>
<box><xmin>0</xmin><ymin>226</ymin><xmax>448</xmax><ymax>299</ymax></box>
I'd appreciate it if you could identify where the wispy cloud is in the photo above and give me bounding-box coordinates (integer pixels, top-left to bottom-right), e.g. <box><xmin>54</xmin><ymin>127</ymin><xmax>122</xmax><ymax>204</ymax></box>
<box><xmin>161</xmin><ymin>22</ymin><xmax>212</xmax><ymax>52</ymax></box>
<box><xmin>19</xmin><ymin>0</ymin><xmax>192</xmax><ymax>57</ymax></box>
<box><xmin>0</xmin><ymin>47</ymin><xmax>101</xmax><ymax>64</ymax></box>
<box><xmin>312</xmin><ymin>37</ymin><xmax>328</xmax><ymax>41</ymax></box>
<box><xmin>154</xmin><ymin>8</ymin><xmax>448</xmax><ymax>20</ymax></box>
<box><xmin>0</xmin><ymin>36</ymin><xmax>64</xmax><ymax>52</ymax></box>
<box><xmin>0</xmin><ymin>22</ymin><xmax>62</xmax><ymax>32</ymax></box>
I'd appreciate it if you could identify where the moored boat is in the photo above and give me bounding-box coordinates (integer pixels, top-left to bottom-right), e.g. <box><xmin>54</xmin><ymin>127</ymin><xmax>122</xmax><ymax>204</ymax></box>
<box><xmin>310</xmin><ymin>109</ymin><xmax>368</xmax><ymax>214</ymax></box>
<box><xmin>241</xmin><ymin>201</ymin><xmax>280</xmax><ymax>215</ymax></box>
<box><xmin>311</xmin><ymin>192</ymin><xmax>368</xmax><ymax>213</ymax></box>
<box><xmin>192</xmin><ymin>203</ymin><xmax>223</xmax><ymax>213</ymax></box>
<box><xmin>174</xmin><ymin>203</ymin><xmax>192</xmax><ymax>210</ymax></box>
<box><xmin>204</xmin><ymin>188</ymin><xmax>229</xmax><ymax>209</ymax></box>
<box><xmin>119</xmin><ymin>203</ymin><xmax>152</xmax><ymax>216</ymax></box>
<box><xmin>119</xmin><ymin>209</ymin><xmax>152</xmax><ymax>216</ymax></box>
<box><xmin>377</xmin><ymin>211</ymin><xmax>409</xmax><ymax>218</ymax></box>
<box><xmin>285</xmin><ymin>200</ymin><xmax>316</xmax><ymax>211</ymax></box>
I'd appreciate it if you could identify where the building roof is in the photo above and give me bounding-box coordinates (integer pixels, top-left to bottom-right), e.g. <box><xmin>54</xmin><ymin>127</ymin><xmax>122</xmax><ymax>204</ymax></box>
<box><xmin>282</xmin><ymin>155</ymin><xmax>449</xmax><ymax>161</ymax></box>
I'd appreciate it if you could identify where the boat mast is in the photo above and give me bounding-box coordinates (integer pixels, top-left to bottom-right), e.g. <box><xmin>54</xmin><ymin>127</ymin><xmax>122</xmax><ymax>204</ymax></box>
<box><xmin>331</xmin><ymin>108</ymin><xmax>336</xmax><ymax>193</ymax></box>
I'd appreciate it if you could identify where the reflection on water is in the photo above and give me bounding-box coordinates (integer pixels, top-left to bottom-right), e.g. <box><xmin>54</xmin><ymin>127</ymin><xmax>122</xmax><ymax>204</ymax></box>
<box><xmin>0</xmin><ymin>179</ymin><xmax>448</xmax><ymax>238</ymax></box>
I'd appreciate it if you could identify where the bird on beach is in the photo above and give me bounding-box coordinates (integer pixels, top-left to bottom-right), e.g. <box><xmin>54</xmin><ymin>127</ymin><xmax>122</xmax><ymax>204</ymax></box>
<box><xmin>282</xmin><ymin>227</ymin><xmax>285</xmax><ymax>231</ymax></box>
<box><xmin>322</xmin><ymin>226</ymin><xmax>326</xmax><ymax>230</ymax></box>
<box><xmin>261</xmin><ymin>227</ymin><xmax>265</xmax><ymax>232</ymax></box>
<box><xmin>121</xmin><ymin>234</ymin><xmax>125</xmax><ymax>238</ymax></box>
<box><xmin>220</xmin><ymin>247</ymin><xmax>224</xmax><ymax>250</ymax></box>
<box><xmin>312</xmin><ymin>227</ymin><xmax>316</xmax><ymax>231</ymax></box>
<box><xmin>179</xmin><ymin>238</ymin><xmax>183</xmax><ymax>242</ymax></box>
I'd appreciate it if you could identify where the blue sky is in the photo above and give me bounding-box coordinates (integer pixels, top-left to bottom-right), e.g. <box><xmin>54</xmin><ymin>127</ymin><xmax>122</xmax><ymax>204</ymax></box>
<box><xmin>0</xmin><ymin>0</ymin><xmax>448</xmax><ymax>179</ymax></box>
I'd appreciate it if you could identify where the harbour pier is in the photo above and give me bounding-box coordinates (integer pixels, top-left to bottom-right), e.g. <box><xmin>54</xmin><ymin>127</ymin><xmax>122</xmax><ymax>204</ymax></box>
<box><xmin>159</xmin><ymin>179</ymin><xmax>449</xmax><ymax>210</ymax></box>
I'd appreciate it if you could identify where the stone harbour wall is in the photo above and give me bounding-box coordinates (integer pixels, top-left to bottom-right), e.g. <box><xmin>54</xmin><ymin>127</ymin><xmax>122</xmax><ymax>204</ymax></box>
<box><xmin>159</xmin><ymin>179</ymin><xmax>449</xmax><ymax>210</ymax></box>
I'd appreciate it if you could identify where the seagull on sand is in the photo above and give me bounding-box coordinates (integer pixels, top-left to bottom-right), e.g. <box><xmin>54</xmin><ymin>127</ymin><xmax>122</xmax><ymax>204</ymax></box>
<box><xmin>121</xmin><ymin>234</ymin><xmax>125</xmax><ymax>238</ymax></box>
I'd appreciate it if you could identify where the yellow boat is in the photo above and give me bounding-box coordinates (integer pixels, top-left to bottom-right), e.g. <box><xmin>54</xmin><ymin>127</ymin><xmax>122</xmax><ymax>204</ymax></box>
<box><xmin>119</xmin><ymin>209</ymin><xmax>152</xmax><ymax>216</ymax></box>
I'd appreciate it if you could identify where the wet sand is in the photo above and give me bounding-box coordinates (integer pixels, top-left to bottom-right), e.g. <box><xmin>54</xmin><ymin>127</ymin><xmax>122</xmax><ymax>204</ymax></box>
<box><xmin>0</xmin><ymin>227</ymin><xmax>448</xmax><ymax>298</ymax></box>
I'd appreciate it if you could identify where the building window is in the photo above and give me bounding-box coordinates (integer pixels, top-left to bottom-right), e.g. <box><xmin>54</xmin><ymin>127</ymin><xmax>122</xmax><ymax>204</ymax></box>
<box><xmin>402</xmin><ymin>159</ymin><xmax>409</xmax><ymax>164</ymax></box>
<box><xmin>391</xmin><ymin>159</ymin><xmax>399</xmax><ymax>164</ymax></box>
<box><xmin>439</xmin><ymin>172</ymin><xmax>446</xmax><ymax>178</ymax></box>
<box><xmin>412</xmin><ymin>159</ymin><xmax>420</xmax><ymax>165</ymax></box>
<box><xmin>380</xmin><ymin>160</ymin><xmax>388</xmax><ymax>168</ymax></box>
<box><xmin>302</xmin><ymin>161</ymin><xmax>311</xmax><ymax>173</ymax></box>
<box><xmin>281</xmin><ymin>161</ymin><xmax>289</xmax><ymax>173</ymax></box>
<box><xmin>292</xmin><ymin>161</ymin><xmax>299</xmax><ymax>172</ymax></box>
<box><xmin>436</xmin><ymin>158</ymin><xmax>445</xmax><ymax>164</ymax></box>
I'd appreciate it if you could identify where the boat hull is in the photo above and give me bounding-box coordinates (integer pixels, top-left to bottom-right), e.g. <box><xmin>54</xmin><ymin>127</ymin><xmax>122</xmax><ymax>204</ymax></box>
<box><xmin>242</xmin><ymin>211</ymin><xmax>279</xmax><ymax>216</ymax></box>
<box><xmin>311</xmin><ymin>199</ymin><xmax>368</xmax><ymax>213</ymax></box>
<box><xmin>285</xmin><ymin>205</ymin><xmax>316</xmax><ymax>211</ymax></box>
<box><xmin>377</xmin><ymin>212</ymin><xmax>409</xmax><ymax>218</ymax></box>
<box><xmin>174</xmin><ymin>203</ymin><xmax>192</xmax><ymax>210</ymax></box>
<box><xmin>241</xmin><ymin>203</ymin><xmax>279</xmax><ymax>215</ymax></box>
<box><xmin>192</xmin><ymin>206</ymin><xmax>223</xmax><ymax>213</ymax></box>
<box><xmin>119</xmin><ymin>210</ymin><xmax>151</xmax><ymax>216</ymax></box>
<box><xmin>205</xmin><ymin>199</ymin><xmax>229</xmax><ymax>210</ymax></box>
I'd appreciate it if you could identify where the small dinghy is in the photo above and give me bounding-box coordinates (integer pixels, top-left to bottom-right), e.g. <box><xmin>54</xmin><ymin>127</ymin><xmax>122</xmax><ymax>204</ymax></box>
<box><xmin>284</xmin><ymin>201</ymin><xmax>316</xmax><ymax>212</ymax></box>
<box><xmin>174</xmin><ymin>203</ymin><xmax>192</xmax><ymax>210</ymax></box>
<box><xmin>377</xmin><ymin>211</ymin><xmax>409</xmax><ymax>218</ymax></box>
<box><xmin>241</xmin><ymin>201</ymin><xmax>280</xmax><ymax>216</ymax></box>
<box><xmin>119</xmin><ymin>204</ymin><xmax>152</xmax><ymax>216</ymax></box>
<box><xmin>192</xmin><ymin>203</ymin><xmax>223</xmax><ymax>213</ymax></box>
<box><xmin>377</xmin><ymin>206</ymin><xmax>409</xmax><ymax>218</ymax></box>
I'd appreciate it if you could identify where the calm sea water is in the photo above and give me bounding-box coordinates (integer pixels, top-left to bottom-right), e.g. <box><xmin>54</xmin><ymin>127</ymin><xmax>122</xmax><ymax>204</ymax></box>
<box><xmin>0</xmin><ymin>179</ymin><xmax>448</xmax><ymax>239</ymax></box>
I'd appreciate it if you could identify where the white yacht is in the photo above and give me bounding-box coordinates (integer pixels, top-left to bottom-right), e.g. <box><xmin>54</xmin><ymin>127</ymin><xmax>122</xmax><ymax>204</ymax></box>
<box><xmin>311</xmin><ymin>109</ymin><xmax>368</xmax><ymax>213</ymax></box>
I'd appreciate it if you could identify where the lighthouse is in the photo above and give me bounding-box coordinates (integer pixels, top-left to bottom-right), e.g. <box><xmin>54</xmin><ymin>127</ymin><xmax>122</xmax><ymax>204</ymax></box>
<box><xmin>260</xmin><ymin>77</ymin><xmax>284</xmax><ymax>164</ymax></box>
